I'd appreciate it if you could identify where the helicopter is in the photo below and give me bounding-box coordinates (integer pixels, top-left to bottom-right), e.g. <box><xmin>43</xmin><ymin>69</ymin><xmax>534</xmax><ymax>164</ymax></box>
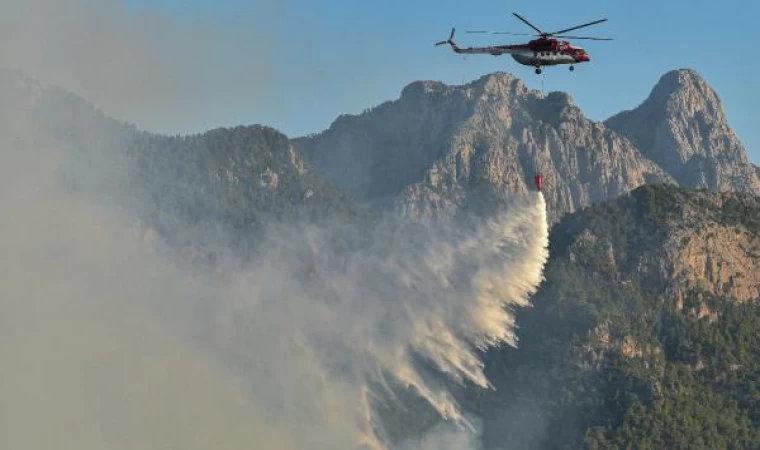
<box><xmin>436</xmin><ymin>13</ymin><xmax>612</xmax><ymax>74</ymax></box>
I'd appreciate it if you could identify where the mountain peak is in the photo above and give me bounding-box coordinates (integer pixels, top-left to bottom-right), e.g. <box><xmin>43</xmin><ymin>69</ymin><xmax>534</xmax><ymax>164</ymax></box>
<box><xmin>648</xmin><ymin>68</ymin><xmax>725</xmax><ymax>120</ymax></box>
<box><xmin>658</xmin><ymin>68</ymin><xmax>708</xmax><ymax>85</ymax></box>
<box><xmin>476</xmin><ymin>71</ymin><xmax>522</xmax><ymax>88</ymax></box>
<box><xmin>399</xmin><ymin>80</ymin><xmax>448</xmax><ymax>99</ymax></box>
<box><xmin>605</xmin><ymin>69</ymin><xmax>759</xmax><ymax>194</ymax></box>
<box><xmin>473</xmin><ymin>71</ymin><xmax>537</xmax><ymax>101</ymax></box>
<box><xmin>658</xmin><ymin>67</ymin><xmax>705</xmax><ymax>85</ymax></box>
<box><xmin>400</xmin><ymin>72</ymin><xmax>527</xmax><ymax>101</ymax></box>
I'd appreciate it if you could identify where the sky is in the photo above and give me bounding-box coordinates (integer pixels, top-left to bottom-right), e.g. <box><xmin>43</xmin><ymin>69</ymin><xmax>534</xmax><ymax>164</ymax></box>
<box><xmin>4</xmin><ymin>0</ymin><xmax>758</xmax><ymax>162</ymax></box>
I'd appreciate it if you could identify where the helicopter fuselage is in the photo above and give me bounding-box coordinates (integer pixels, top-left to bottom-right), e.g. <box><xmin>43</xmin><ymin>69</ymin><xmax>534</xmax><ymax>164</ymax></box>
<box><xmin>517</xmin><ymin>38</ymin><xmax>590</xmax><ymax>66</ymax></box>
<box><xmin>444</xmin><ymin>38</ymin><xmax>590</xmax><ymax>69</ymax></box>
<box><xmin>510</xmin><ymin>49</ymin><xmax>580</xmax><ymax>67</ymax></box>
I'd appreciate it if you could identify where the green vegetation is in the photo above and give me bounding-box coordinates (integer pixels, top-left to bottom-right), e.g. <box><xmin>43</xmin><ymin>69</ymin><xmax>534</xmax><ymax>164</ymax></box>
<box><xmin>471</xmin><ymin>184</ymin><xmax>760</xmax><ymax>450</ymax></box>
<box><xmin>126</xmin><ymin>125</ymin><xmax>375</xmax><ymax>255</ymax></box>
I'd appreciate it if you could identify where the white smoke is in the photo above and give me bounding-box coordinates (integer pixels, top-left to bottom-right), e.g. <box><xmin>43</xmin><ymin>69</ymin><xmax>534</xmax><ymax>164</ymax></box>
<box><xmin>399</xmin><ymin>419</ymin><xmax>484</xmax><ymax>450</ymax></box>
<box><xmin>0</xmin><ymin>145</ymin><xmax>290</xmax><ymax>449</ymax></box>
<box><xmin>0</xmin><ymin>83</ymin><xmax>549</xmax><ymax>450</ymax></box>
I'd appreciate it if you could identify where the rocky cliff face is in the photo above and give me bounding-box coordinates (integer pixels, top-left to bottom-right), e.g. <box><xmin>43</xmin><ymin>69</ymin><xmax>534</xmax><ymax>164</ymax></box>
<box><xmin>605</xmin><ymin>69</ymin><xmax>760</xmax><ymax>194</ymax></box>
<box><xmin>557</xmin><ymin>185</ymin><xmax>760</xmax><ymax>306</ymax></box>
<box><xmin>670</xmin><ymin>221</ymin><xmax>760</xmax><ymax>305</ymax></box>
<box><xmin>297</xmin><ymin>73</ymin><xmax>672</xmax><ymax>223</ymax></box>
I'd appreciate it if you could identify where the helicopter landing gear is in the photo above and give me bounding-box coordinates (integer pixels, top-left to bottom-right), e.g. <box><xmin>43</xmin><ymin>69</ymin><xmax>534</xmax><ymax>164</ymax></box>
<box><xmin>535</xmin><ymin>67</ymin><xmax>542</xmax><ymax>75</ymax></box>
<box><xmin>569</xmin><ymin>65</ymin><xmax>575</xmax><ymax>72</ymax></box>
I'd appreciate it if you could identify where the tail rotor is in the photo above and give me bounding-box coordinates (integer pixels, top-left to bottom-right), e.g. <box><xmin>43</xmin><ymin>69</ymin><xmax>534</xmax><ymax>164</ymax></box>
<box><xmin>435</xmin><ymin>28</ymin><xmax>456</xmax><ymax>47</ymax></box>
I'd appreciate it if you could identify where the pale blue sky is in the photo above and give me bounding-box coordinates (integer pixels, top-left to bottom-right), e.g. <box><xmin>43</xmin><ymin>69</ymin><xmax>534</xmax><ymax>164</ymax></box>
<box><xmin>123</xmin><ymin>0</ymin><xmax>758</xmax><ymax>163</ymax></box>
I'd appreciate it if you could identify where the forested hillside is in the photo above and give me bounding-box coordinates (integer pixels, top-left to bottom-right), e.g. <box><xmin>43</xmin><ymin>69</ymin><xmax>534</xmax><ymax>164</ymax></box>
<box><xmin>469</xmin><ymin>184</ymin><xmax>760</xmax><ymax>449</ymax></box>
<box><xmin>125</xmin><ymin>125</ymin><xmax>372</xmax><ymax>257</ymax></box>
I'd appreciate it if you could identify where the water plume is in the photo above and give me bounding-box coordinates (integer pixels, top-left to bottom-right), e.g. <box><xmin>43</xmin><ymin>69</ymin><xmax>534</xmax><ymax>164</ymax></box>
<box><xmin>196</xmin><ymin>191</ymin><xmax>550</xmax><ymax>448</ymax></box>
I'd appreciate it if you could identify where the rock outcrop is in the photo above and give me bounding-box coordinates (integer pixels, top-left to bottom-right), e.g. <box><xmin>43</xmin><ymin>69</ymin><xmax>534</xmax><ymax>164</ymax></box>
<box><xmin>555</xmin><ymin>184</ymin><xmax>760</xmax><ymax>306</ymax></box>
<box><xmin>670</xmin><ymin>222</ymin><xmax>760</xmax><ymax>304</ymax></box>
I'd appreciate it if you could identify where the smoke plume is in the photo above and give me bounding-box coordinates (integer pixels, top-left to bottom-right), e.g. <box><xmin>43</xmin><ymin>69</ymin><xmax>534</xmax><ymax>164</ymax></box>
<box><xmin>0</xmin><ymin>122</ymin><xmax>549</xmax><ymax>448</ymax></box>
<box><xmin>0</xmin><ymin>152</ymin><xmax>242</xmax><ymax>448</ymax></box>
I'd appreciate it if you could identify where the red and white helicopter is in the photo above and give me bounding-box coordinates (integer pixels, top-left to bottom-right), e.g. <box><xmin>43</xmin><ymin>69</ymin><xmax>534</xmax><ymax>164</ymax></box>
<box><xmin>436</xmin><ymin>13</ymin><xmax>612</xmax><ymax>74</ymax></box>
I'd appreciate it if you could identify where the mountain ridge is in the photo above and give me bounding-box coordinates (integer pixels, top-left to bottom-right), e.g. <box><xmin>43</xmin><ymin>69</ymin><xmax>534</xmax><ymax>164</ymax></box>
<box><xmin>5</xmin><ymin>66</ymin><xmax>756</xmax><ymax>229</ymax></box>
<box><xmin>296</xmin><ymin>68</ymin><xmax>759</xmax><ymax>224</ymax></box>
<box><xmin>296</xmin><ymin>71</ymin><xmax>678</xmax><ymax>223</ymax></box>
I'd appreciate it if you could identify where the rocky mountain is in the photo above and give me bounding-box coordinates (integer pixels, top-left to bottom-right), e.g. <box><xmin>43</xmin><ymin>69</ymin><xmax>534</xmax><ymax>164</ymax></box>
<box><xmin>606</xmin><ymin>69</ymin><xmax>760</xmax><ymax>195</ymax></box>
<box><xmin>296</xmin><ymin>69</ymin><xmax>759</xmax><ymax>224</ymax></box>
<box><xmin>449</xmin><ymin>184</ymin><xmax>760</xmax><ymax>449</ymax></box>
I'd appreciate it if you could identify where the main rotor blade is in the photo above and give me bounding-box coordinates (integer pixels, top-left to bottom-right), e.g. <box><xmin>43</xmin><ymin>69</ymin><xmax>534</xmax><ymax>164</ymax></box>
<box><xmin>465</xmin><ymin>30</ymin><xmax>533</xmax><ymax>36</ymax></box>
<box><xmin>548</xmin><ymin>18</ymin><xmax>607</xmax><ymax>36</ymax></box>
<box><xmin>554</xmin><ymin>35</ymin><xmax>613</xmax><ymax>40</ymax></box>
<box><xmin>512</xmin><ymin>13</ymin><xmax>544</xmax><ymax>35</ymax></box>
